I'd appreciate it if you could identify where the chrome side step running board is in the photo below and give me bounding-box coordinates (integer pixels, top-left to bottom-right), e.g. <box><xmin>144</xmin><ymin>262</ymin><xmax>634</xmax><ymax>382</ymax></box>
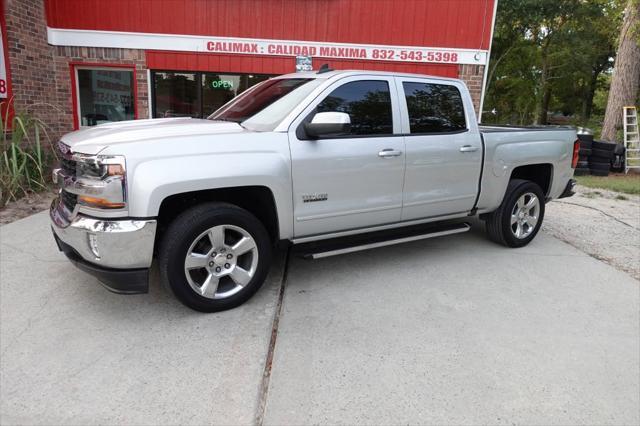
<box><xmin>298</xmin><ymin>222</ymin><xmax>471</xmax><ymax>259</ymax></box>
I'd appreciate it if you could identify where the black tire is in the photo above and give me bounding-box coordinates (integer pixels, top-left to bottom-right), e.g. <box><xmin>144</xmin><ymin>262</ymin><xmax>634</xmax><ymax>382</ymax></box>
<box><xmin>590</xmin><ymin>169</ymin><xmax>609</xmax><ymax>177</ymax></box>
<box><xmin>574</xmin><ymin>168</ymin><xmax>590</xmax><ymax>176</ymax></box>
<box><xmin>592</xmin><ymin>140</ymin><xmax>616</xmax><ymax>151</ymax></box>
<box><xmin>579</xmin><ymin>141</ymin><xmax>593</xmax><ymax>150</ymax></box>
<box><xmin>579</xmin><ymin>148</ymin><xmax>592</xmax><ymax>157</ymax></box>
<box><xmin>577</xmin><ymin>134</ymin><xmax>593</xmax><ymax>148</ymax></box>
<box><xmin>577</xmin><ymin>160</ymin><xmax>589</xmax><ymax>169</ymax></box>
<box><xmin>484</xmin><ymin>179</ymin><xmax>545</xmax><ymax>248</ymax></box>
<box><xmin>159</xmin><ymin>202</ymin><xmax>272</xmax><ymax>312</ymax></box>
<box><xmin>589</xmin><ymin>161</ymin><xmax>610</xmax><ymax>171</ymax></box>
<box><xmin>591</xmin><ymin>148</ymin><xmax>614</xmax><ymax>160</ymax></box>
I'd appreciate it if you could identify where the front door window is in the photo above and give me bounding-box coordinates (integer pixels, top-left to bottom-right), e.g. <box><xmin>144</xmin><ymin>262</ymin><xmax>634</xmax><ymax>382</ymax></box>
<box><xmin>314</xmin><ymin>80</ymin><xmax>393</xmax><ymax>136</ymax></box>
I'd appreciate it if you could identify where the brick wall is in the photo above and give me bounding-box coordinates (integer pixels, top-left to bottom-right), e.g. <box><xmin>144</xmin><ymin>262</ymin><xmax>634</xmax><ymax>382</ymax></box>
<box><xmin>4</xmin><ymin>0</ymin><xmax>60</xmax><ymax>136</ymax></box>
<box><xmin>4</xmin><ymin>0</ymin><xmax>148</xmax><ymax>142</ymax></box>
<box><xmin>459</xmin><ymin>64</ymin><xmax>484</xmax><ymax>114</ymax></box>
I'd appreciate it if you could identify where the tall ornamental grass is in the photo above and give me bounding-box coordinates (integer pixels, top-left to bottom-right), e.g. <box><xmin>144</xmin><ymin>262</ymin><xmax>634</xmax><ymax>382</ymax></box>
<box><xmin>0</xmin><ymin>99</ymin><xmax>57</xmax><ymax>206</ymax></box>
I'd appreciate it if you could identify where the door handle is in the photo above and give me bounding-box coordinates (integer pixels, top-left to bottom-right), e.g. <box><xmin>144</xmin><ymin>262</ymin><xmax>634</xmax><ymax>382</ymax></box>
<box><xmin>459</xmin><ymin>145</ymin><xmax>479</xmax><ymax>153</ymax></box>
<box><xmin>378</xmin><ymin>149</ymin><xmax>402</xmax><ymax>158</ymax></box>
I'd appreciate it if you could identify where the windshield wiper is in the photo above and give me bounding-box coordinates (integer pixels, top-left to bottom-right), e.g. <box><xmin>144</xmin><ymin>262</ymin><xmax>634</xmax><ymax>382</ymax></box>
<box><xmin>212</xmin><ymin>117</ymin><xmax>246</xmax><ymax>129</ymax></box>
<box><xmin>211</xmin><ymin>117</ymin><xmax>241</xmax><ymax>123</ymax></box>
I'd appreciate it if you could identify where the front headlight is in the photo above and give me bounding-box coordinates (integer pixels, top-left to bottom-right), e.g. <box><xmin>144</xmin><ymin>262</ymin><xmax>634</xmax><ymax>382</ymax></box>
<box><xmin>73</xmin><ymin>154</ymin><xmax>127</xmax><ymax>209</ymax></box>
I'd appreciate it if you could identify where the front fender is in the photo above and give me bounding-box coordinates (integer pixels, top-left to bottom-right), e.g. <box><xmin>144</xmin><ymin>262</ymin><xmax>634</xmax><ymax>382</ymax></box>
<box><xmin>128</xmin><ymin>152</ymin><xmax>294</xmax><ymax>240</ymax></box>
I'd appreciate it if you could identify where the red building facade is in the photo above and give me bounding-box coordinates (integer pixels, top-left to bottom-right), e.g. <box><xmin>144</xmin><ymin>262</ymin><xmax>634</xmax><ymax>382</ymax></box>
<box><xmin>3</xmin><ymin>0</ymin><xmax>496</xmax><ymax>137</ymax></box>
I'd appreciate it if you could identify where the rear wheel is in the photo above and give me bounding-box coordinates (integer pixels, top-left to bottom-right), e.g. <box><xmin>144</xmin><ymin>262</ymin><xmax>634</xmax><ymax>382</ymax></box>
<box><xmin>484</xmin><ymin>179</ymin><xmax>545</xmax><ymax>248</ymax></box>
<box><xmin>159</xmin><ymin>202</ymin><xmax>272</xmax><ymax>312</ymax></box>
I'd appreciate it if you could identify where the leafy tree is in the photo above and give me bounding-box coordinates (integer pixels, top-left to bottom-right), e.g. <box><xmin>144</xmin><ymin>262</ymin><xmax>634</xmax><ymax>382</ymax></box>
<box><xmin>484</xmin><ymin>0</ymin><xmax>624</xmax><ymax>127</ymax></box>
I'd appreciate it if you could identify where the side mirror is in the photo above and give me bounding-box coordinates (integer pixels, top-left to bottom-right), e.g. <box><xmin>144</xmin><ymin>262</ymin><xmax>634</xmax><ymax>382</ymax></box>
<box><xmin>303</xmin><ymin>112</ymin><xmax>351</xmax><ymax>139</ymax></box>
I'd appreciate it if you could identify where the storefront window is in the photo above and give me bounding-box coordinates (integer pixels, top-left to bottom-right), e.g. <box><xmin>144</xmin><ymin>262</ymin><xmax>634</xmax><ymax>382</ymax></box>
<box><xmin>76</xmin><ymin>68</ymin><xmax>135</xmax><ymax>127</ymax></box>
<box><xmin>202</xmin><ymin>74</ymin><xmax>270</xmax><ymax>117</ymax></box>
<box><xmin>153</xmin><ymin>72</ymin><xmax>200</xmax><ymax>118</ymax></box>
<box><xmin>152</xmin><ymin>71</ymin><xmax>271</xmax><ymax>119</ymax></box>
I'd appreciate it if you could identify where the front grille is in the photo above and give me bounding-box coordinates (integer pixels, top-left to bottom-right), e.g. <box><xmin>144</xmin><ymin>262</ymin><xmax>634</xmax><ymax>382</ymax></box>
<box><xmin>60</xmin><ymin>156</ymin><xmax>76</xmax><ymax>177</ymax></box>
<box><xmin>56</xmin><ymin>142</ymin><xmax>78</xmax><ymax>212</ymax></box>
<box><xmin>60</xmin><ymin>190</ymin><xmax>77</xmax><ymax>211</ymax></box>
<box><xmin>57</xmin><ymin>141</ymin><xmax>76</xmax><ymax>177</ymax></box>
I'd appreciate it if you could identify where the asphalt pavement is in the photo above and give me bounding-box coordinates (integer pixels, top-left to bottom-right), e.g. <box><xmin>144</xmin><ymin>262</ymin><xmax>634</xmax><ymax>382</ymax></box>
<box><xmin>1</xmin><ymin>212</ymin><xmax>638</xmax><ymax>425</ymax></box>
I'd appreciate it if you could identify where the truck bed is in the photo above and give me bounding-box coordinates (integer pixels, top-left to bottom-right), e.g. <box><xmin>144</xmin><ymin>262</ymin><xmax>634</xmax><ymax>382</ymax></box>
<box><xmin>475</xmin><ymin>125</ymin><xmax>577</xmax><ymax>214</ymax></box>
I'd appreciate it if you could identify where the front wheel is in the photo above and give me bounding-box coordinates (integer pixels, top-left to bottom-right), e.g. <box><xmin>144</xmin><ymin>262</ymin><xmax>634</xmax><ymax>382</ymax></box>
<box><xmin>159</xmin><ymin>202</ymin><xmax>272</xmax><ymax>312</ymax></box>
<box><xmin>484</xmin><ymin>179</ymin><xmax>545</xmax><ymax>248</ymax></box>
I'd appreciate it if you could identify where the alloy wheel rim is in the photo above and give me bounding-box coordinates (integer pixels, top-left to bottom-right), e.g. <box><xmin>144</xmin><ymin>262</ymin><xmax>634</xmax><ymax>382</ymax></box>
<box><xmin>510</xmin><ymin>192</ymin><xmax>540</xmax><ymax>239</ymax></box>
<box><xmin>184</xmin><ymin>224</ymin><xmax>258</xmax><ymax>299</ymax></box>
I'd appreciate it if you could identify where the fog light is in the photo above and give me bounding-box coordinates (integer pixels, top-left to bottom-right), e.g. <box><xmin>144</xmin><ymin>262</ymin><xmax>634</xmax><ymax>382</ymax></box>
<box><xmin>88</xmin><ymin>234</ymin><xmax>100</xmax><ymax>259</ymax></box>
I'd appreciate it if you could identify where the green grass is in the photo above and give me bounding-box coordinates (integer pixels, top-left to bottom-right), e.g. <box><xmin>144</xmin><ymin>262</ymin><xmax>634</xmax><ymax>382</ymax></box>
<box><xmin>576</xmin><ymin>174</ymin><xmax>640</xmax><ymax>195</ymax></box>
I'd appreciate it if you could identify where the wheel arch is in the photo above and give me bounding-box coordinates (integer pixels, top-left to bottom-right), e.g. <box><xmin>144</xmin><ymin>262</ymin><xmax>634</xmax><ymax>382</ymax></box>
<box><xmin>509</xmin><ymin>163</ymin><xmax>553</xmax><ymax>196</ymax></box>
<box><xmin>154</xmin><ymin>186</ymin><xmax>281</xmax><ymax>253</ymax></box>
<box><xmin>478</xmin><ymin>162</ymin><xmax>553</xmax><ymax>217</ymax></box>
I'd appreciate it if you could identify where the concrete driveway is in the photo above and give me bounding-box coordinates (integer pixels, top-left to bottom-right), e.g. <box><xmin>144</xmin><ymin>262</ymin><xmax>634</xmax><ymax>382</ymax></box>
<box><xmin>1</xmin><ymin>212</ymin><xmax>638</xmax><ymax>425</ymax></box>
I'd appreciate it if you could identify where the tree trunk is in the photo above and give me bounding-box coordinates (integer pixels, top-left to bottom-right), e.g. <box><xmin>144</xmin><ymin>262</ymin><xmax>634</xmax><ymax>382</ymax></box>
<box><xmin>539</xmin><ymin>84</ymin><xmax>552</xmax><ymax>125</ymax></box>
<box><xmin>536</xmin><ymin>61</ymin><xmax>551</xmax><ymax>125</ymax></box>
<box><xmin>535</xmin><ymin>42</ymin><xmax>553</xmax><ymax>125</ymax></box>
<box><xmin>601</xmin><ymin>0</ymin><xmax>640</xmax><ymax>142</ymax></box>
<box><xmin>582</xmin><ymin>68</ymin><xmax>601</xmax><ymax>122</ymax></box>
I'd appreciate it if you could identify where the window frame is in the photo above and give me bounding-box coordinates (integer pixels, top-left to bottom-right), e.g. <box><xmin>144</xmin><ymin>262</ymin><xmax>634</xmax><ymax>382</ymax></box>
<box><xmin>293</xmin><ymin>75</ymin><xmax>402</xmax><ymax>140</ymax></box>
<box><xmin>70</xmin><ymin>63</ymin><xmax>138</xmax><ymax>130</ymax></box>
<box><xmin>150</xmin><ymin>70</ymin><xmax>273</xmax><ymax>120</ymax></box>
<box><xmin>394</xmin><ymin>76</ymin><xmax>471</xmax><ymax>137</ymax></box>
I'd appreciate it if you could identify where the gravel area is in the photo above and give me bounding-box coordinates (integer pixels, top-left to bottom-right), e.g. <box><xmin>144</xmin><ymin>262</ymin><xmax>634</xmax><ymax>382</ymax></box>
<box><xmin>0</xmin><ymin>190</ymin><xmax>56</xmax><ymax>225</ymax></box>
<box><xmin>543</xmin><ymin>185</ymin><xmax>640</xmax><ymax>280</ymax></box>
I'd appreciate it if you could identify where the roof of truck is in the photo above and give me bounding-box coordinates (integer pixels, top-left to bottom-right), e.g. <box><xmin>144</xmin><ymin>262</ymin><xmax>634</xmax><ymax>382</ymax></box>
<box><xmin>274</xmin><ymin>69</ymin><xmax>462</xmax><ymax>84</ymax></box>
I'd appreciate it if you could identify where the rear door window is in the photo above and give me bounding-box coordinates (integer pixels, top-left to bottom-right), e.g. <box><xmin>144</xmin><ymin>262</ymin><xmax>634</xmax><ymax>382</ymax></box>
<box><xmin>402</xmin><ymin>82</ymin><xmax>466</xmax><ymax>134</ymax></box>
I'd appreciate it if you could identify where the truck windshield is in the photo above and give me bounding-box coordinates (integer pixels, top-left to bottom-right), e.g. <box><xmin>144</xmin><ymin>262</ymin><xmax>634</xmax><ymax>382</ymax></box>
<box><xmin>208</xmin><ymin>78</ymin><xmax>323</xmax><ymax>131</ymax></box>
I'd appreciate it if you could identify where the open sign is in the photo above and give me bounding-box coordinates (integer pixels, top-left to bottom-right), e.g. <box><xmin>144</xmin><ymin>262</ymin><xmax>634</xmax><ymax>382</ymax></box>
<box><xmin>211</xmin><ymin>80</ymin><xmax>233</xmax><ymax>89</ymax></box>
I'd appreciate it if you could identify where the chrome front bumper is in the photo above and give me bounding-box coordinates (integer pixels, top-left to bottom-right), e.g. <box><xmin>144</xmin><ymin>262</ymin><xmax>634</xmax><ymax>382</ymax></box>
<box><xmin>50</xmin><ymin>197</ymin><xmax>157</xmax><ymax>269</ymax></box>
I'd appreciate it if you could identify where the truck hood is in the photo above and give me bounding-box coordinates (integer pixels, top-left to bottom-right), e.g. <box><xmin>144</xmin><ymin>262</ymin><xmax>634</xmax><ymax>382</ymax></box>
<box><xmin>61</xmin><ymin>118</ymin><xmax>244</xmax><ymax>154</ymax></box>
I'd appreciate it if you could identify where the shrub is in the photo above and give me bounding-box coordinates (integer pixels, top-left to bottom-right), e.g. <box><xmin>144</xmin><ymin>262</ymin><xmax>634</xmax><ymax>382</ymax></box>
<box><xmin>0</xmin><ymin>99</ymin><xmax>57</xmax><ymax>206</ymax></box>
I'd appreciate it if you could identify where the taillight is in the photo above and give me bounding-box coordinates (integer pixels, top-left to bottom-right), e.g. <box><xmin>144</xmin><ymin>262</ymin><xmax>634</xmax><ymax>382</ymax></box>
<box><xmin>571</xmin><ymin>139</ymin><xmax>580</xmax><ymax>168</ymax></box>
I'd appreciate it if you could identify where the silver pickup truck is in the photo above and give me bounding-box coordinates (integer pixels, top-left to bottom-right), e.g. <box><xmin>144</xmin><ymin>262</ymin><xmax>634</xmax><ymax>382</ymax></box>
<box><xmin>50</xmin><ymin>69</ymin><xmax>579</xmax><ymax>312</ymax></box>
